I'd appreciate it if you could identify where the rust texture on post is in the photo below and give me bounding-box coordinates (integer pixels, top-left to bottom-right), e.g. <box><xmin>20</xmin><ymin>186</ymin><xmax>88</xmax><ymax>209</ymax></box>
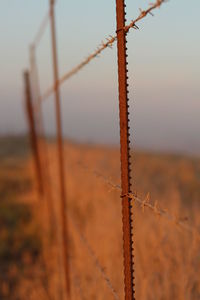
<box><xmin>49</xmin><ymin>0</ymin><xmax>71</xmax><ymax>298</ymax></box>
<box><xmin>115</xmin><ymin>0</ymin><xmax>135</xmax><ymax>299</ymax></box>
<box><xmin>24</xmin><ymin>70</ymin><xmax>44</xmax><ymax>197</ymax></box>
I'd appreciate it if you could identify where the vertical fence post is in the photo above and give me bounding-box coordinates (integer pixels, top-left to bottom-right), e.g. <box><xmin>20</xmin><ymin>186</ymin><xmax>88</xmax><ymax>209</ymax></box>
<box><xmin>29</xmin><ymin>46</ymin><xmax>57</xmax><ymax>235</ymax></box>
<box><xmin>49</xmin><ymin>0</ymin><xmax>71</xmax><ymax>298</ymax></box>
<box><xmin>29</xmin><ymin>45</ymin><xmax>43</xmax><ymax>136</ymax></box>
<box><xmin>24</xmin><ymin>70</ymin><xmax>44</xmax><ymax>197</ymax></box>
<box><xmin>30</xmin><ymin>46</ymin><xmax>65</xmax><ymax>299</ymax></box>
<box><xmin>115</xmin><ymin>1</ymin><xmax>135</xmax><ymax>300</ymax></box>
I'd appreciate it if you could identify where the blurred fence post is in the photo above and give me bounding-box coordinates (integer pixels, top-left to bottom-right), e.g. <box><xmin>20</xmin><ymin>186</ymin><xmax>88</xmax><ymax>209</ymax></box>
<box><xmin>29</xmin><ymin>46</ymin><xmax>58</xmax><ymax>236</ymax></box>
<box><xmin>115</xmin><ymin>0</ymin><xmax>135</xmax><ymax>299</ymax></box>
<box><xmin>49</xmin><ymin>0</ymin><xmax>71</xmax><ymax>298</ymax></box>
<box><xmin>24</xmin><ymin>70</ymin><xmax>44</xmax><ymax>197</ymax></box>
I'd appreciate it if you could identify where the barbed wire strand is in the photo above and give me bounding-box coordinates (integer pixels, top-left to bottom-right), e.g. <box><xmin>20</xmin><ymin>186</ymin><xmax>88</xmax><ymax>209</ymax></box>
<box><xmin>41</xmin><ymin>0</ymin><xmax>168</xmax><ymax>101</ymax></box>
<box><xmin>45</xmin><ymin>159</ymin><xmax>120</xmax><ymax>300</ymax></box>
<box><xmin>32</xmin><ymin>0</ymin><xmax>58</xmax><ymax>48</ymax></box>
<box><xmin>30</xmin><ymin>11</ymin><xmax>119</xmax><ymax>295</ymax></box>
<box><xmin>41</xmin><ymin>167</ymin><xmax>120</xmax><ymax>300</ymax></box>
<box><xmin>32</xmin><ymin>11</ymin><xmax>50</xmax><ymax>48</ymax></box>
<box><xmin>68</xmin><ymin>213</ymin><xmax>120</xmax><ymax>300</ymax></box>
<box><xmin>70</xmin><ymin>259</ymin><xmax>85</xmax><ymax>300</ymax></box>
<box><xmin>75</xmin><ymin>161</ymin><xmax>200</xmax><ymax>241</ymax></box>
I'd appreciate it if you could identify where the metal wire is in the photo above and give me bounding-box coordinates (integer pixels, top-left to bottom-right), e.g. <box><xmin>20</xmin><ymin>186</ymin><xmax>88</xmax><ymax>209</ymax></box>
<box><xmin>41</xmin><ymin>0</ymin><xmax>168</xmax><ymax>101</ymax></box>
<box><xmin>25</xmin><ymin>1</ymin><xmax>200</xmax><ymax>299</ymax></box>
<box><xmin>76</xmin><ymin>161</ymin><xmax>200</xmax><ymax>241</ymax></box>
<box><xmin>37</xmin><ymin>155</ymin><xmax>120</xmax><ymax>300</ymax></box>
<box><xmin>70</xmin><ymin>259</ymin><xmax>85</xmax><ymax>300</ymax></box>
<box><xmin>32</xmin><ymin>0</ymin><xmax>58</xmax><ymax>48</ymax></box>
<box><xmin>32</xmin><ymin>11</ymin><xmax>50</xmax><ymax>48</ymax></box>
<box><xmin>68</xmin><ymin>213</ymin><xmax>120</xmax><ymax>300</ymax></box>
<box><xmin>31</xmin><ymin>9</ymin><xmax>118</xmax><ymax>295</ymax></box>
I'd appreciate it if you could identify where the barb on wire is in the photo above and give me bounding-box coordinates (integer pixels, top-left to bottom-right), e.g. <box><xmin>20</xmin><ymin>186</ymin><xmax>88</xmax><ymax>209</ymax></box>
<box><xmin>124</xmin><ymin>0</ymin><xmax>168</xmax><ymax>33</ymax></box>
<box><xmin>41</xmin><ymin>0</ymin><xmax>168</xmax><ymax>101</ymax></box>
<box><xmin>128</xmin><ymin>193</ymin><xmax>200</xmax><ymax>240</ymax></box>
<box><xmin>75</xmin><ymin>160</ymin><xmax>200</xmax><ymax>241</ymax></box>
<box><xmin>69</xmin><ymin>214</ymin><xmax>120</xmax><ymax>300</ymax></box>
<box><xmin>41</xmin><ymin>35</ymin><xmax>116</xmax><ymax>100</ymax></box>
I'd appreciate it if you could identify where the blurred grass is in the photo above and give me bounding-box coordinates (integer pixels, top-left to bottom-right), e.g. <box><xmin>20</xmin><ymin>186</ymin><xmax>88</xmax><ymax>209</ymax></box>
<box><xmin>0</xmin><ymin>136</ymin><xmax>29</xmax><ymax>160</ymax></box>
<box><xmin>0</xmin><ymin>136</ymin><xmax>41</xmax><ymax>300</ymax></box>
<box><xmin>0</xmin><ymin>136</ymin><xmax>200</xmax><ymax>299</ymax></box>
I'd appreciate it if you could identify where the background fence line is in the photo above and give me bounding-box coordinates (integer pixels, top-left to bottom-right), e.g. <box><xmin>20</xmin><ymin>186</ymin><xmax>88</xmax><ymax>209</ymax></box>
<box><xmin>41</xmin><ymin>0</ymin><xmax>167</xmax><ymax>101</ymax></box>
<box><xmin>29</xmin><ymin>44</ymin><xmax>67</xmax><ymax>300</ymax></box>
<box><xmin>24</xmin><ymin>70</ymin><xmax>44</xmax><ymax>197</ymax></box>
<box><xmin>49</xmin><ymin>0</ymin><xmax>71</xmax><ymax>297</ymax></box>
<box><xmin>24</xmin><ymin>70</ymin><xmax>57</xmax><ymax>300</ymax></box>
<box><xmin>22</xmin><ymin>1</ymin><xmax>200</xmax><ymax>300</ymax></box>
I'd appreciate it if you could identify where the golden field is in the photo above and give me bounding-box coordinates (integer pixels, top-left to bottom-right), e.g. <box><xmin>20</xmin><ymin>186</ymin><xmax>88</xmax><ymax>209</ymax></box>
<box><xmin>0</xmin><ymin>137</ymin><xmax>200</xmax><ymax>299</ymax></box>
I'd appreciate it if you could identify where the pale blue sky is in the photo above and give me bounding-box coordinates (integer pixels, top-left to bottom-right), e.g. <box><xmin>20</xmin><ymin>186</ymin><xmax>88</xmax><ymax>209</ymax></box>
<box><xmin>0</xmin><ymin>0</ymin><xmax>200</xmax><ymax>154</ymax></box>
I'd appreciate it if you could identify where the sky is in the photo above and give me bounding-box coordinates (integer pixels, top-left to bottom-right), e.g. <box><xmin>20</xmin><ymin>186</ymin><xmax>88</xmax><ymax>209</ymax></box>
<box><xmin>0</xmin><ymin>0</ymin><xmax>200</xmax><ymax>155</ymax></box>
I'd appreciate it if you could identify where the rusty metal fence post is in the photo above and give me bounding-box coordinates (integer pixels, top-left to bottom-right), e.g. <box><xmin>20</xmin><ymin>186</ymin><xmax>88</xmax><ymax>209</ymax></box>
<box><xmin>24</xmin><ymin>70</ymin><xmax>44</xmax><ymax>197</ymax></box>
<box><xmin>29</xmin><ymin>46</ymin><xmax>58</xmax><ymax>236</ymax></box>
<box><xmin>115</xmin><ymin>1</ymin><xmax>135</xmax><ymax>299</ymax></box>
<box><xmin>49</xmin><ymin>0</ymin><xmax>71</xmax><ymax>298</ymax></box>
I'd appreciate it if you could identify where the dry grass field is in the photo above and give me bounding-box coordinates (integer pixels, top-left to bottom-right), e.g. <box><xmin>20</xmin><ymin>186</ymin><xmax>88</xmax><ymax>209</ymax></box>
<box><xmin>1</xmin><ymin>137</ymin><xmax>200</xmax><ymax>299</ymax></box>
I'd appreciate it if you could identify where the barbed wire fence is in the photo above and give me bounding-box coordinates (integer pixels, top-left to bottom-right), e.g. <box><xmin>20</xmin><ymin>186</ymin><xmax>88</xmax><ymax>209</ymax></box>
<box><xmin>22</xmin><ymin>0</ymin><xmax>200</xmax><ymax>299</ymax></box>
